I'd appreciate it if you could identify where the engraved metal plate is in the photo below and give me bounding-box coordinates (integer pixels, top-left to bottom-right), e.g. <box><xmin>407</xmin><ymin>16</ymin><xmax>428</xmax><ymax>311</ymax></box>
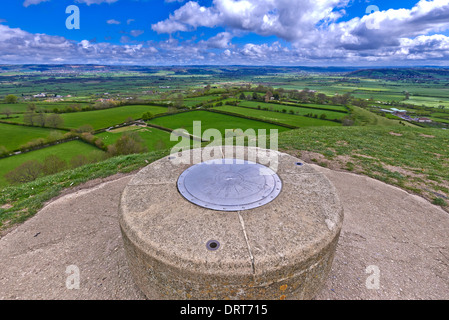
<box><xmin>177</xmin><ymin>159</ymin><xmax>282</xmax><ymax>211</ymax></box>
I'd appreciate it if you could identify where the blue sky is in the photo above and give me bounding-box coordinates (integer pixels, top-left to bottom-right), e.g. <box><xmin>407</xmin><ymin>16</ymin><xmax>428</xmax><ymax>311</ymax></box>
<box><xmin>0</xmin><ymin>0</ymin><xmax>449</xmax><ymax>66</ymax></box>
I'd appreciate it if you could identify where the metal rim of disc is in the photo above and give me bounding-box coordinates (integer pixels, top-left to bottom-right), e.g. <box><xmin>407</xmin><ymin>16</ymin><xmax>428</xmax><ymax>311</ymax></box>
<box><xmin>177</xmin><ymin>158</ymin><xmax>282</xmax><ymax>211</ymax></box>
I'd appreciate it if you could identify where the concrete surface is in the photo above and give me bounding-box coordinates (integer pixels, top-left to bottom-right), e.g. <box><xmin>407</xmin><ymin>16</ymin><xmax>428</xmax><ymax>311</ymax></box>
<box><xmin>0</xmin><ymin>160</ymin><xmax>448</xmax><ymax>300</ymax></box>
<box><xmin>119</xmin><ymin>149</ymin><xmax>343</xmax><ymax>299</ymax></box>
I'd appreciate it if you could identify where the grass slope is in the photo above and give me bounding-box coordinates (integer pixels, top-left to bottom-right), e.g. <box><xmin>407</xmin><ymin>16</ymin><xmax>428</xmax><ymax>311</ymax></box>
<box><xmin>0</xmin><ymin>123</ymin><xmax>65</xmax><ymax>152</ymax></box>
<box><xmin>0</xmin><ymin>140</ymin><xmax>103</xmax><ymax>188</ymax></box>
<box><xmin>1</xmin><ymin>125</ymin><xmax>447</xmax><ymax>233</ymax></box>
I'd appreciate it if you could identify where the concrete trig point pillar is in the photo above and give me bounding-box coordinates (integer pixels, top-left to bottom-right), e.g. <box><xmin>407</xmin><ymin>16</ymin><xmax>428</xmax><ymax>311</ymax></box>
<box><xmin>119</xmin><ymin>147</ymin><xmax>344</xmax><ymax>300</ymax></box>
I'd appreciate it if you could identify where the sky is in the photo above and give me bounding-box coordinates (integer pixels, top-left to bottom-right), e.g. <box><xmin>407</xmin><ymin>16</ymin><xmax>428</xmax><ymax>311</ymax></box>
<box><xmin>0</xmin><ymin>0</ymin><xmax>449</xmax><ymax>66</ymax></box>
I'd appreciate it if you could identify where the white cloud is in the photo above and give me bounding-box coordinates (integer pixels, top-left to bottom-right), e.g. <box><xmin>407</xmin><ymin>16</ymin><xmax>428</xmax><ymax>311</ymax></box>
<box><xmin>200</xmin><ymin>32</ymin><xmax>233</xmax><ymax>49</ymax></box>
<box><xmin>23</xmin><ymin>0</ymin><xmax>49</xmax><ymax>7</ymax></box>
<box><xmin>130</xmin><ymin>30</ymin><xmax>145</xmax><ymax>37</ymax></box>
<box><xmin>106</xmin><ymin>19</ymin><xmax>121</xmax><ymax>25</ymax></box>
<box><xmin>152</xmin><ymin>0</ymin><xmax>347</xmax><ymax>41</ymax></box>
<box><xmin>75</xmin><ymin>0</ymin><xmax>118</xmax><ymax>5</ymax></box>
<box><xmin>24</xmin><ymin>0</ymin><xmax>117</xmax><ymax>6</ymax></box>
<box><xmin>152</xmin><ymin>1</ymin><xmax>220</xmax><ymax>34</ymax></box>
<box><xmin>5</xmin><ymin>1</ymin><xmax>449</xmax><ymax>65</ymax></box>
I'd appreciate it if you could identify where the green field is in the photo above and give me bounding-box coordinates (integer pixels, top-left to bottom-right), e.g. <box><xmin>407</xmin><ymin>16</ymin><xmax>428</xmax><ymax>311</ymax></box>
<box><xmin>0</xmin><ymin>123</ymin><xmax>65</xmax><ymax>152</ymax></box>
<box><xmin>235</xmin><ymin>101</ymin><xmax>348</xmax><ymax>120</ymax></box>
<box><xmin>350</xmin><ymin>106</ymin><xmax>407</xmax><ymax>126</ymax></box>
<box><xmin>215</xmin><ymin>105</ymin><xmax>341</xmax><ymax>127</ymax></box>
<box><xmin>57</xmin><ymin>105</ymin><xmax>169</xmax><ymax>130</ymax></box>
<box><xmin>0</xmin><ymin>140</ymin><xmax>102</xmax><ymax>188</ymax></box>
<box><xmin>4</xmin><ymin>105</ymin><xmax>169</xmax><ymax>130</ymax></box>
<box><xmin>96</xmin><ymin>125</ymin><xmax>179</xmax><ymax>152</ymax></box>
<box><xmin>281</xmin><ymin>102</ymin><xmax>349</xmax><ymax>112</ymax></box>
<box><xmin>406</xmin><ymin>96</ymin><xmax>449</xmax><ymax>108</ymax></box>
<box><xmin>148</xmin><ymin>111</ymin><xmax>290</xmax><ymax>137</ymax></box>
<box><xmin>0</xmin><ymin>102</ymin><xmax>92</xmax><ymax>114</ymax></box>
<box><xmin>183</xmin><ymin>95</ymin><xmax>222</xmax><ymax>107</ymax></box>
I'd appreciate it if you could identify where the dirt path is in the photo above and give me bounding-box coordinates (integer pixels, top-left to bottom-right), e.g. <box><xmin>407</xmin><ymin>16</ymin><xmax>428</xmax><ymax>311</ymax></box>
<box><xmin>0</xmin><ymin>166</ymin><xmax>448</xmax><ymax>300</ymax></box>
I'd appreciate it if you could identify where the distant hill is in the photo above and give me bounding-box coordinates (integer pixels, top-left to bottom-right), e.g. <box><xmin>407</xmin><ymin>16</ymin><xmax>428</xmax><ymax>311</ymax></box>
<box><xmin>1</xmin><ymin>64</ymin><xmax>449</xmax><ymax>79</ymax></box>
<box><xmin>346</xmin><ymin>68</ymin><xmax>449</xmax><ymax>81</ymax></box>
<box><xmin>0</xmin><ymin>64</ymin><xmax>361</xmax><ymax>75</ymax></box>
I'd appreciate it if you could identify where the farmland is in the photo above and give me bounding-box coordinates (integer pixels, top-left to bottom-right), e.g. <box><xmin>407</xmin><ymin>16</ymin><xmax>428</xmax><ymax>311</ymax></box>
<box><xmin>0</xmin><ymin>64</ymin><xmax>448</xmax><ymax>196</ymax></box>
<box><xmin>96</xmin><ymin>125</ymin><xmax>179</xmax><ymax>152</ymax></box>
<box><xmin>3</xmin><ymin>104</ymin><xmax>169</xmax><ymax>130</ymax></box>
<box><xmin>148</xmin><ymin>111</ymin><xmax>291</xmax><ymax>136</ymax></box>
<box><xmin>214</xmin><ymin>105</ymin><xmax>341</xmax><ymax>127</ymax></box>
<box><xmin>0</xmin><ymin>123</ymin><xmax>65</xmax><ymax>152</ymax></box>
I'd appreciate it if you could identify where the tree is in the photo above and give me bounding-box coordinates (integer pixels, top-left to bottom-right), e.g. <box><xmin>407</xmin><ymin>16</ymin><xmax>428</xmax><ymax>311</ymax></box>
<box><xmin>239</xmin><ymin>92</ymin><xmax>246</xmax><ymax>100</ymax></box>
<box><xmin>0</xmin><ymin>146</ymin><xmax>8</xmax><ymax>157</ymax></box>
<box><xmin>70</xmin><ymin>155</ymin><xmax>89</xmax><ymax>168</ymax></box>
<box><xmin>47</xmin><ymin>130</ymin><xmax>64</xmax><ymax>142</ymax></box>
<box><xmin>42</xmin><ymin>155</ymin><xmax>67</xmax><ymax>175</ymax></box>
<box><xmin>23</xmin><ymin>112</ymin><xmax>35</xmax><ymax>126</ymax></box>
<box><xmin>5</xmin><ymin>160</ymin><xmax>43</xmax><ymax>184</ymax></box>
<box><xmin>45</xmin><ymin>114</ymin><xmax>64</xmax><ymax>128</ymax></box>
<box><xmin>5</xmin><ymin>94</ymin><xmax>18</xmax><ymax>104</ymax></box>
<box><xmin>34</xmin><ymin>112</ymin><xmax>47</xmax><ymax>127</ymax></box>
<box><xmin>1</xmin><ymin>108</ymin><xmax>13</xmax><ymax>119</ymax></box>
<box><xmin>75</xmin><ymin>124</ymin><xmax>94</xmax><ymax>134</ymax></box>
<box><xmin>404</xmin><ymin>91</ymin><xmax>410</xmax><ymax>100</ymax></box>
<box><xmin>252</xmin><ymin>92</ymin><xmax>259</xmax><ymax>101</ymax></box>
<box><xmin>316</xmin><ymin>93</ymin><xmax>327</xmax><ymax>104</ymax></box>
<box><xmin>107</xmin><ymin>132</ymin><xmax>147</xmax><ymax>156</ymax></box>
<box><xmin>27</xmin><ymin>103</ymin><xmax>37</xmax><ymax>112</ymax></box>
<box><xmin>265</xmin><ymin>91</ymin><xmax>273</xmax><ymax>103</ymax></box>
<box><xmin>142</xmin><ymin>112</ymin><xmax>153</xmax><ymax>121</ymax></box>
<box><xmin>174</xmin><ymin>94</ymin><xmax>184</xmax><ymax>109</ymax></box>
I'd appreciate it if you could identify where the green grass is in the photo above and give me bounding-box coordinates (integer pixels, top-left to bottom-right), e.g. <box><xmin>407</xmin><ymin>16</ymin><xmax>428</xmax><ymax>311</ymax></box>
<box><xmin>0</xmin><ymin>149</ymin><xmax>169</xmax><ymax>231</ymax></box>
<box><xmin>148</xmin><ymin>111</ymin><xmax>290</xmax><ymax>136</ymax></box>
<box><xmin>281</xmin><ymin>102</ymin><xmax>349</xmax><ymax>112</ymax></box>
<box><xmin>5</xmin><ymin>105</ymin><xmax>169</xmax><ymax>130</ymax></box>
<box><xmin>0</xmin><ymin>123</ymin><xmax>65</xmax><ymax>152</ymax></box>
<box><xmin>236</xmin><ymin>101</ymin><xmax>348</xmax><ymax>119</ymax></box>
<box><xmin>96</xmin><ymin>125</ymin><xmax>179</xmax><ymax>152</ymax></box>
<box><xmin>0</xmin><ymin>102</ymin><xmax>92</xmax><ymax>114</ymax></box>
<box><xmin>278</xmin><ymin>125</ymin><xmax>449</xmax><ymax>205</ymax></box>
<box><xmin>216</xmin><ymin>105</ymin><xmax>341</xmax><ymax>127</ymax></box>
<box><xmin>1</xmin><ymin>125</ymin><xmax>448</xmax><ymax>232</ymax></box>
<box><xmin>350</xmin><ymin>106</ymin><xmax>406</xmax><ymax>126</ymax></box>
<box><xmin>0</xmin><ymin>140</ymin><xmax>103</xmax><ymax>188</ymax></box>
<box><xmin>183</xmin><ymin>95</ymin><xmax>222</xmax><ymax>107</ymax></box>
<box><xmin>406</xmin><ymin>96</ymin><xmax>449</xmax><ymax>108</ymax></box>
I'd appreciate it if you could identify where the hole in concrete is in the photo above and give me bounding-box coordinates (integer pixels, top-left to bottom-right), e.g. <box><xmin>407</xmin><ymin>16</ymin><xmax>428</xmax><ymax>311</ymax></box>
<box><xmin>296</xmin><ymin>162</ymin><xmax>303</xmax><ymax>166</ymax></box>
<box><xmin>206</xmin><ymin>240</ymin><xmax>220</xmax><ymax>251</ymax></box>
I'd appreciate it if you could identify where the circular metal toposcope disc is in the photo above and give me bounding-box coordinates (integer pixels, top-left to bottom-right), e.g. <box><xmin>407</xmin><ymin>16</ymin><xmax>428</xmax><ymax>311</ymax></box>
<box><xmin>177</xmin><ymin>159</ymin><xmax>282</xmax><ymax>211</ymax></box>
